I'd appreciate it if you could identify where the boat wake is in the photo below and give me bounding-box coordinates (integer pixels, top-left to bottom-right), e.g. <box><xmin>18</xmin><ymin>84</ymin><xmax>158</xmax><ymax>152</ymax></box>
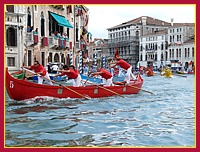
<box><xmin>22</xmin><ymin>96</ymin><xmax>82</xmax><ymax>104</ymax></box>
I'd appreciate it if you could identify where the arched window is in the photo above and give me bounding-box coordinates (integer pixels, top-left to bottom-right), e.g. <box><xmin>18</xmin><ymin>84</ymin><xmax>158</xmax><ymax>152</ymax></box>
<box><xmin>41</xmin><ymin>11</ymin><xmax>45</xmax><ymax>36</ymax></box>
<box><xmin>192</xmin><ymin>47</ymin><xmax>194</xmax><ymax>57</ymax></box>
<box><xmin>135</xmin><ymin>30</ymin><xmax>139</xmax><ymax>37</ymax></box>
<box><xmin>172</xmin><ymin>49</ymin><xmax>174</xmax><ymax>58</ymax></box>
<box><xmin>165</xmin><ymin>51</ymin><xmax>168</xmax><ymax>61</ymax></box>
<box><xmin>6</xmin><ymin>27</ymin><xmax>17</xmax><ymax>46</ymax></box>
<box><xmin>54</xmin><ymin>53</ymin><xmax>59</xmax><ymax>62</ymax></box>
<box><xmin>188</xmin><ymin>48</ymin><xmax>190</xmax><ymax>58</ymax></box>
<box><xmin>179</xmin><ymin>49</ymin><xmax>181</xmax><ymax>57</ymax></box>
<box><xmin>155</xmin><ymin>53</ymin><xmax>157</xmax><ymax>61</ymax></box>
<box><xmin>140</xmin><ymin>54</ymin><xmax>142</xmax><ymax>61</ymax></box>
<box><xmin>161</xmin><ymin>43</ymin><xmax>164</xmax><ymax>50</ymax></box>
<box><xmin>27</xmin><ymin>7</ymin><xmax>31</xmax><ymax>27</ymax></box>
<box><xmin>176</xmin><ymin>49</ymin><xmax>178</xmax><ymax>58</ymax></box>
<box><xmin>76</xmin><ymin>23</ymin><xmax>79</xmax><ymax>41</ymax></box>
<box><xmin>185</xmin><ymin>48</ymin><xmax>187</xmax><ymax>57</ymax></box>
<box><xmin>6</xmin><ymin>5</ymin><xmax>14</xmax><ymax>12</ymax></box>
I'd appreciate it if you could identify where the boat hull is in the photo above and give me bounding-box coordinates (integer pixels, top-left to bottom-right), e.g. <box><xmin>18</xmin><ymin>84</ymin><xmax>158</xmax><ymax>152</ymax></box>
<box><xmin>187</xmin><ymin>71</ymin><xmax>194</xmax><ymax>74</ymax></box>
<box><xmin>6</xmin><ymin>68</ymin><xmax>144</xmax><ymax>101</ymax></box>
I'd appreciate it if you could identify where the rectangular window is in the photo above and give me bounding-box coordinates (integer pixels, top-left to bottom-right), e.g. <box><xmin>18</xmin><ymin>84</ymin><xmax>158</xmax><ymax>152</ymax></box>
<box><xmin>179</xmin><ymin>49</ymin><xmax>181</xmax><ymax>57</ymax></box>
<box><xmin>28</xmin><ymin>50</ymin><xmax>32</xmax><ymax>66</ymax></box>
<box><xmin>185</xmin><ymin>48</ymin><xmax>187</xmax><ymax>57</ymax></box>
<box><xmin>6</xmin><ymin>5</ymin><xmax>14</xmax><ymax>12</ymax></box>
<box><xmin>7</xmin><ymin>57</ymin><xmax>15</xmax><ymax>66</ymax></box>
<box><xmin>188</xmin><ymin>48</ymin><xmax>190</xmax><ymax>58</ymax></box>
<box><xmin>192</xmin><ymin>47</ymin><xmax>194</xmax><ymax>57</ymax></box>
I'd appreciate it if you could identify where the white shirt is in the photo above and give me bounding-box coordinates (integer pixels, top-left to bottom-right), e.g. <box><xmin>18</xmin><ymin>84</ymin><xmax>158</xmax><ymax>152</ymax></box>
<box><xmin>51</xmin><ymin>65</ymin><xmax>59</xmax><ymax>71</ymax></box>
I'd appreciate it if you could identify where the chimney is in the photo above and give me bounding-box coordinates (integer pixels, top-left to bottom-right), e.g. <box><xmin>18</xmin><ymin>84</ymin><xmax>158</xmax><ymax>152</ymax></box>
<box><xmin>171</xmin><ymin>18</ymin><xmax>174</xmax><ymax>26</ymax></box>
<box><xmin>142</xmin><ymin>16</ymin><xmax>147</xmax><ymax>26</ymax></box>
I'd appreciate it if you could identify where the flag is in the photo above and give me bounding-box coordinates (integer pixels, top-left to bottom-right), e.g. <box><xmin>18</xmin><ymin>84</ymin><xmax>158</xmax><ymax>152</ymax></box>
<box><xmin>114</xmin><ymin>45</ymin><xmax>119</xmax><ymax>59</ymax></box>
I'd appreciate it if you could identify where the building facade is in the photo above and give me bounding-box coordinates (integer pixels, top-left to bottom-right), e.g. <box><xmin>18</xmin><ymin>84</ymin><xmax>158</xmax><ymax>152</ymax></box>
<box><xmin>5</xmin><ymin>5</ymin><xmax>90</xmax><ymax>72</ymax></box>
<box><xmin>5</xmin><ymin>5</ymin><xmax>26</xmax><ymax>71</ymax></box>
<box><xmin>107</xmin><ymin>16</ymin><xmax>171</xmax><ymax>68</ymax></box>
<box><xmin>139</xmin><ymin>29</ymin><xmax>168</xmax><ymax>68</ymax></box>
<box><xmin>107</xmin><ymin>16</ymin><xmax>195</xmax><ymax>70</ymax></box>
<box><xmin>167</xmin><ymin>23</ymin><xmax>194</xmax><ymax>69</ymax></box>
<box><xmin>87</xmin><ymin>38</ymin><xmax>108</xmax><ymax>68</ymax></box>
<box><xmin>139</xmin><ymin>23</ymin><xmax>195</xmax><ymax>69</ymax></box>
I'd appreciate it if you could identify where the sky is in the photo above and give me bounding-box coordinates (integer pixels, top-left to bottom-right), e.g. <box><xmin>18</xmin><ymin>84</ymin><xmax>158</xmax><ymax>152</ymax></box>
<box><xmin>85</xmin><ymin>5</ymin><xmax>195</xmax><ymax>39</ymax></box>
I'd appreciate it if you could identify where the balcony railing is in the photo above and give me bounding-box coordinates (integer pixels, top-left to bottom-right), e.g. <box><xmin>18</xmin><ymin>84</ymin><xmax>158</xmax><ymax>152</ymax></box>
<box><xmin>76</xmin><ymin>42</ymin><xmax>80</xmax><ymax>49</ymax></box>
<box><xmin>108</xmin><ymin>36</ymin><xmax>139</xmax><ymax>43</ymax></box>
<box><xmin>25</xmin><ymin>33</ymin><xmax>34</xmax><ymax>46</ymax></box>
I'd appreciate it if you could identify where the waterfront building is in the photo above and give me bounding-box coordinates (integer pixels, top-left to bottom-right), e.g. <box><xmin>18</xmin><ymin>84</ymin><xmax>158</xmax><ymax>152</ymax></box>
<box><xmin>139</xmin><ymin>29</ymin><xmax>168</xmax><ymax>69</ymax></box>
<box><xmin>107</xmin><ymin>16</ymin><xmax>195</xmax><ymax>70</ymax></box>
<box><xmin>139</xmin><ymin>22</ymin><xmax>194</xmax><ymax>70</ymax></box>
<box><xmin>87</xmin><ymin>38</ymin><xmax>108</xmax><ymax>68</ymax></box>
<box><xmin>107</xmin><ymin>16</ymin><xmax>171</xmax><ymax>68</ymax></box>
<box><xmin>5</xmin><ymin>5</ymin><xmax>90</xmax><ymax>72</ymax></box>
<box><xmin>167</xmin><ymin>23</ymin><xmax>194</xmax><ymax>69</ymax></box>
<box><xmin>5</xmin><ymin>5</ymin><xmax>26</xmax><ymax>72</ymax></box>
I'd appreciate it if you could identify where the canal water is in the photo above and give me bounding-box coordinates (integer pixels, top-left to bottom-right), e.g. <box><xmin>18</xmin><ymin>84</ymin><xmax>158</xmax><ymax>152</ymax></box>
<box><xmin>5</xmin><ymin>74</ymin><xmax>195</xmax><ymax>147</ymax></box>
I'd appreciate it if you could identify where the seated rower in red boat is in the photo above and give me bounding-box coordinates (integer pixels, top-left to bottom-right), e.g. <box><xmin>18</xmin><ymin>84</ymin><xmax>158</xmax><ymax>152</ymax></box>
<box><xmin>56</xmin><ymin>65</ymin><xmax>82</xmax><ymax>87</ymax></box>
<box><xmin>90</xmin><ymin>68</ymin><xmax>113</xmax><ymax>86</ymax></box>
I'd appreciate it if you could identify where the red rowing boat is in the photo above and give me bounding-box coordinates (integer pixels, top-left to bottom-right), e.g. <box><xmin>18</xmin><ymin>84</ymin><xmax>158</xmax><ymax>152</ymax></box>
<box><xmin>6</xmin><ymin>68</ymin><xmax>144</xmax><ymax>101</ymax></box>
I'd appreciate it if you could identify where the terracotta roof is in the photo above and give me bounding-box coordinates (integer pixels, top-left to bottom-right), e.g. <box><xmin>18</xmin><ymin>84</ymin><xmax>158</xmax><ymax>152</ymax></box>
<box><xmin>107</xmin><ymin>16</ymin><xmax>171</xmax><ymax>30</ymax></box>
<box><xmin>171</xmin><ymin>23</ymin><xmax>194</xmax><ymax>27</ymax></box>
<box><xmin>142</xmin><ymin>29</ymin><xmax>168</xmax><ymax>37</ymax></box>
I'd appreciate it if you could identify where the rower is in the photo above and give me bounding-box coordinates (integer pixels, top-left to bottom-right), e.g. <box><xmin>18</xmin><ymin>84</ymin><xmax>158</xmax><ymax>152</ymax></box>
<box><xmin>56</xmin><ymin>65</ymin><xmax>82</xmax><ymax>87</ymax></box>
<box><xmin>90</xmin><ymin>67</ymin><xmax>113</xmax><ymax>86</ymax></box>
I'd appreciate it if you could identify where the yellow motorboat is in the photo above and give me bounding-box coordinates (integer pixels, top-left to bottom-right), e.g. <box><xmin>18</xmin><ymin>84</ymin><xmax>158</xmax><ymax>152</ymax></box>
<box><xmin>160</xmin><ymin>67</ymin><xmax>173</xmax><ymax>78</ymax></box>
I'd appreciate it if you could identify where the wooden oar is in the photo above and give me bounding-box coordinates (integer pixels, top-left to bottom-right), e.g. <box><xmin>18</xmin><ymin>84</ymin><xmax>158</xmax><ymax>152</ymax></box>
<box><xmin>84</xmin><ymin>74</ymin><xmax>91</xmax><ymax>85</ymax></box>
<box><xmin>154</xmin><ymin>72</ymin><xmax>187</xmax><ymax>78</ymax></box>
<box><xmin>173</xmin><ymin>73</ymin><xmax>187</xmax><ymax>78</ymax></box>
<box><xmin>82</xmin><ymin>80</ymin><xmax>125</xmax><ymax>98</ymax></box>
<box><xmin>22</xmin><ymin>67</ymin><xmax>90</xmax><ymax>100</ymax></box>
<box><xmin>126</xmin><ymin>84</ymin><xmax>154</xmax><ymax>95</ymax></box>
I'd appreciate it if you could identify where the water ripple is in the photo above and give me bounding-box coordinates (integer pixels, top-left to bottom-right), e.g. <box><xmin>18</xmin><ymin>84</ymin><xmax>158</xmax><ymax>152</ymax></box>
<box><xmin>5</xmin><ymin>75</ymin><xmax>195</xmax><ymax>147</ymax></box>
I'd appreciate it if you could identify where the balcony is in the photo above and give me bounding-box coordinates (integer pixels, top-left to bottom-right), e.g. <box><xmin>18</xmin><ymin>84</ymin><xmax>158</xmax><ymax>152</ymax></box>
<box><xmin>108</xmin><ymin>36</ymin><xmax>139</xmax><ymax>44</ymax></box>
<box><xmin>76</xmin><ymin>42</ymin><xmax>80</xmax><ymax>49</ymax></box>
<box><xmin>25</xmin><ymin>32</ymin><xmax>39</xmax><ymax>47</ymax></box>
<box><xmin>25</xmin><ymin>32</ymin><xmax>34</xmax><ymax>46</ymax></box>
<box><xmin>49</xmin><ymin>36</ymin><xmax>70</xmax><ymax>50</ymax></box>
<box><xmin>147</xmin><ymin>58</ymin><xmax>155</xmax><ymax>62</ymax></box>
